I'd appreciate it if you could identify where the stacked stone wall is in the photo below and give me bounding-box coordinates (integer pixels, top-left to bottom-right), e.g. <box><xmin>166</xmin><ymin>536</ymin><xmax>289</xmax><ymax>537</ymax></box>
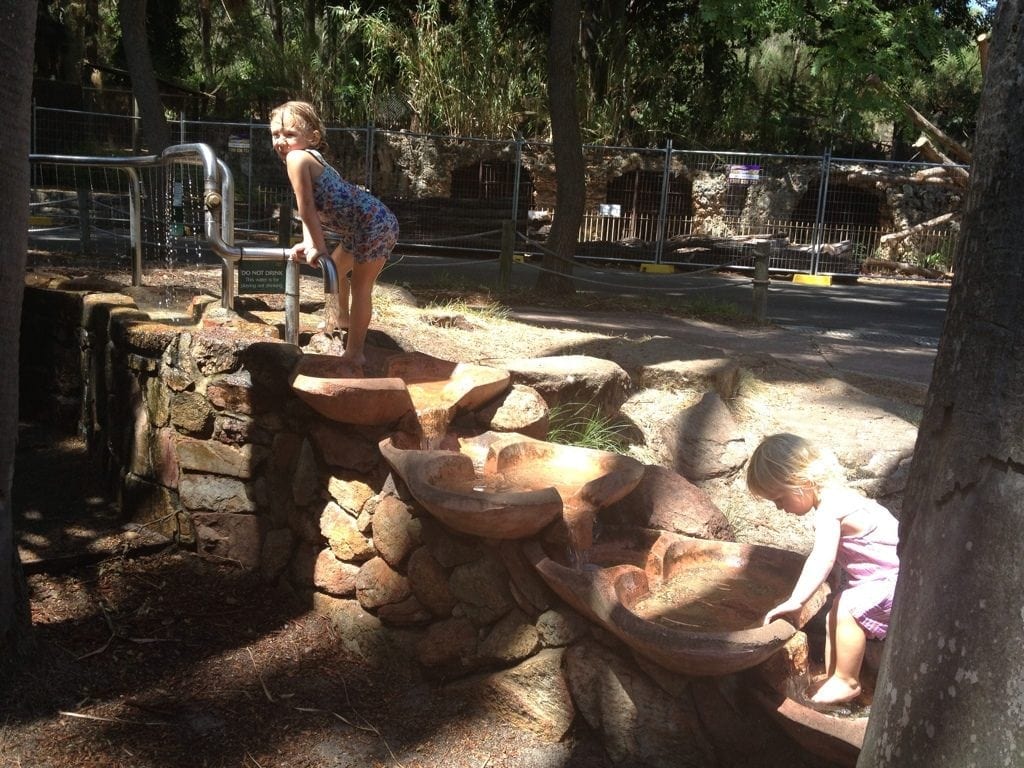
<box><xmin>17</xmin><ymin>277</ymin><xmax>848</xmax><ymax>767</ymax></box>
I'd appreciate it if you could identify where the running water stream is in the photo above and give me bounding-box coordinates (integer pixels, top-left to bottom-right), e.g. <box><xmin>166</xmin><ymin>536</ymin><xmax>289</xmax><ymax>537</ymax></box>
<box><xmin>416</xmin><ymin>406</ymin><xmax>452</xmax><ymax>450</ymax></box>
<box><xmin>157</xmin><ymin>165</ymin><xmax>206</xmax><ymax>309</ymax></box>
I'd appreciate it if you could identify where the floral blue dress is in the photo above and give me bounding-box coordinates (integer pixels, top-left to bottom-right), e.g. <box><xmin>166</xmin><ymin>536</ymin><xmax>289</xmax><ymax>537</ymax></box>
<box><xmin>306</xmin><ymin>149</ymin><xmax>398</xmax><ymax>263</ymax></box>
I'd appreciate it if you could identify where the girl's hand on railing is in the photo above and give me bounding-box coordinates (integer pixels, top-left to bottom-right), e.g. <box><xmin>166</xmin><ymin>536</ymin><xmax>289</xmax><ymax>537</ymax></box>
<box><xmin>289</xmin><ymin>242</ymin><xmax>320</xmax><ymax>266</ymax></box>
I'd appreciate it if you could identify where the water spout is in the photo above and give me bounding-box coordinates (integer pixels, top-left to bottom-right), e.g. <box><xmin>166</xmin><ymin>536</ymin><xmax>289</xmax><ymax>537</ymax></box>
<box><xmin>563</xmin><ymin>500</ymin><xmax>595</xmax><ymax>569</ymax></box>
<box><xmin>416</xmin><ymin>406</ymin><xmax>452</xmax><ymax>450</ymax></box>
<box><xmin>318</xmin><ymin>255</ymin><xmax>339</xmax><ymax>295</ymax></box>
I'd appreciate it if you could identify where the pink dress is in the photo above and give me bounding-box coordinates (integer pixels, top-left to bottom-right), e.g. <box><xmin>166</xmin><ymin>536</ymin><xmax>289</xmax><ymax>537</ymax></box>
<box><xmin>819</xmin><ymin>488</ymin><xmax>900</xmax><ymax>639</ymax></box>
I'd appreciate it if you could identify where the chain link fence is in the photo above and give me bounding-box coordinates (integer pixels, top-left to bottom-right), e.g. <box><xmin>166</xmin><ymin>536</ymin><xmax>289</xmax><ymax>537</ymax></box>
<box><xmin>30</xmin><ymin>106</ymin><xmax>965</xmax><ymax>277</ymax></box>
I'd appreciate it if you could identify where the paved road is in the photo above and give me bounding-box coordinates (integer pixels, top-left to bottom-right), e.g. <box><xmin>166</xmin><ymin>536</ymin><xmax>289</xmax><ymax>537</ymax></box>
<box><xmin>382</xmin><ymin>253</ymin><xmax>950</xmax><ymax>347</ymax></box>
<box><xmin>30</xmin><ymin>229</ymin><xmax>949</xmax><ymax>346</ymax></box>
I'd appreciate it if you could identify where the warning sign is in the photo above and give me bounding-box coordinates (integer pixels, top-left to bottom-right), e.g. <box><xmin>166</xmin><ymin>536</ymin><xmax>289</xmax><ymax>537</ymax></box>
<box><xmin>238</xmin><ymin>261</ymin><xmax>286</xmax><ymax>294</ymax></box>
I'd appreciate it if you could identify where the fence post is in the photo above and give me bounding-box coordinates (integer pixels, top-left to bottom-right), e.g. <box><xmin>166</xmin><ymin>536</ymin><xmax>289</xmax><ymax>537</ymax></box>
<box><xmin>752</xmin><ymin>241</ymin><xmax>770</xmax><ymax>324</ymax></box>
<box><xmin>132</xmin><ymin>99</ymin><xmax>140</xmax><ymax>153</ymax></box>
<box><xmin>810</xmin><ymin>147</ymin><xmax>833</xmax><ymax>275</ymax></box>
<box><xmin>511</xmin><ymin>134</ymin><xmax>524</xmax><ymax>240</ymax></box>
<box><xmin>499</xmin><ymin>220</ymin><xmax>514</xmax><ymax>291</ymax></box>
<box><xmin>247</xmin><ymin>117</ymin><xmax>255</xmax><ymax>232</ymax></box>
<box><xmin>76</xmin><ymin>185</ymin><xmax>91</xmax><ymax>255</ymax></box>
<box><xmin>278</xmin><ymin>195</ymin><xmax>293</xmax><ymax>247</ymax></box>
<box><xmin>365</xmin><ymin>122</ymin><xmax>375</xmax><ymax>190</ymax></box>
<box><xmin>653</xmin><ymin>139</ymin><xmax>673</xmax><ymax>265</ymax></box>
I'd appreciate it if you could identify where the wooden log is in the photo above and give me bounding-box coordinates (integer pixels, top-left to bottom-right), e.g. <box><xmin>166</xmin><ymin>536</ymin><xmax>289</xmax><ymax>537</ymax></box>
<box><xmin>911</xmin><ymin>136</ymin><xmax>971</xmax><ymax>186</ymax></box>
<box><xmin>902</xmin><ymin>105</ymin><xmax>973</xmax><ymax>165</ymax></box>
<box><xmin>820</xmin><ymin>240</ymin><xmax>854</xmax><ymax>257</ymax></box>
<box><xmin>837</xmin><ymin>167</ymin><xmax>963</xmax><ymax>190</ymax></box>
<box><xmin>879</xmin><ymin>213</ymin><xmax>955</xmax><ymax>246</ymax></box>
<box><xmin>861</xmin><ymin>257</ymin><xmax>945</xmax><ymax>280</ymax></box>
<box><xmin>914</xmin><ymin>166</ymin><xmax>954</xmax><ymax>181</ymax></box>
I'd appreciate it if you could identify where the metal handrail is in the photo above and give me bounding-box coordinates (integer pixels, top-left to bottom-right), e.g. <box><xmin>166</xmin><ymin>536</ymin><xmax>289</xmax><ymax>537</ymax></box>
<box><xmin>29</xmin><ymin>143</ymin><xmax>338</xmax><ymax>345</ymax></box>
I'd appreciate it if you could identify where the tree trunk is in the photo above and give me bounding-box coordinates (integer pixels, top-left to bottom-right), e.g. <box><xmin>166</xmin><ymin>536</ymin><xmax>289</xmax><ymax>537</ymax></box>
<box><xmin>117</xmin><ymin>0</ymin><xmax>171</xmax><ymax>153</ymax></box>
<box><xmin>83</xmin><ymin>0</ymin><xmax>101</xmax><ymax>71</ymax></box>
<box><xmin>0</xmin><ymin>0</ymin><xmax>38</xmax><ymax>662</ymax></box>
<box><xmin>977</xmin><ymin>31</ymin><xmax>990</xmax><ymax>76</ymax></box>
<box><xmin>198</xmin><ymin>0</ymin><xmax>214</xmax><ymax>87</ymax></box>
<box><xmin>269</xmin><ymin>0</ymin><xmax>285</xmax><ymax>55</ymax></box>
<box><xmin>859</xmin><ymin>2</ymin><xmax>1024</xmax><ymax>765</ymax></box>
<box><xmin>539</xmin><ymin>0</ymin><xmax>583</xmax><ymax>297</ymax></box>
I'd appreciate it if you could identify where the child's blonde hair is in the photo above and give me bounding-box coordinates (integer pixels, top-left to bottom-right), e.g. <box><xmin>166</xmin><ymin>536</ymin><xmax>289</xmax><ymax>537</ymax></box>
<box><xmin>269</xmin><ymin>100</ymin><xmax>328</xmax><ymax>151</ymax></box>
<box><xmin>746</xmin><ymin>433</ymin><xmax>845</xmax><ymax>499</ymax></box>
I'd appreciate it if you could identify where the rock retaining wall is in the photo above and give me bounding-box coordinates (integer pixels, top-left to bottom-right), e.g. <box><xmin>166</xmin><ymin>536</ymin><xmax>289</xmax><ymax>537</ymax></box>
<box><xmin>18</xmin><ymin>275</ymin><xmax>840</xmax><ymax>768</ymax></box>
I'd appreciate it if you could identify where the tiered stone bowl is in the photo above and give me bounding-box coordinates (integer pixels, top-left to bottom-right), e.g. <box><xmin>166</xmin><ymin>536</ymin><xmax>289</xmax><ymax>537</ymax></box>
<box><xmin>289</xmin><ymin>350</ymin><xmax>510</xmax><ymax>428</ymax></box>
<box><xmin>747</xmin><ymin>630</ymin><xmax>879</xmax><ymax>767</ymax></box>
<box><xmin>524</xmin><ymin>527</ymin><xmax>830</xmax><ymax>676</ymax></box>
<box><xmin>379</xmin><ymin>431</ymin><xmax>645</xmax><ymax>541</ymax></box>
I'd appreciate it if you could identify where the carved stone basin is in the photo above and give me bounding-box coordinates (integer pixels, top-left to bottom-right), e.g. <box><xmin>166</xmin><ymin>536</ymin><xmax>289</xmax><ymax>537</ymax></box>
<box><xmin>524</xmin><ymin>527</ymin><xmax>830</xmax><ymax>676</ymax></box>
<box><xmin>747</xmin><ymin>631</ymin><xmax>879</xmax><ymax>767</ymax></box>
<box><xmin>379</xmin><ymin>431</ymin><xmax>645</xmax><ymax>541</ymax></box>
<box><xmin>289</xmin><ymin>350</ymin><xmax>509</xmax><ymax>428</ymax></box>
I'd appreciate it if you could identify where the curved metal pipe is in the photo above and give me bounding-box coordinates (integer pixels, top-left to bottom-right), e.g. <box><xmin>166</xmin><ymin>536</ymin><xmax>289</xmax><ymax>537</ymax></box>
<box><xmin>317</xmin><ymin>256</ymin><xmax>339</xmax><ymax>294</ymax></box>
<box><xmin>31</xmin><ymin>144</ymin><xmax>338</xmax><ymax>346</ymax></box>
<box><xmin>157</xmin><ymin>144</ymin><xmax>339</xmax><ymax>320</ymax></box>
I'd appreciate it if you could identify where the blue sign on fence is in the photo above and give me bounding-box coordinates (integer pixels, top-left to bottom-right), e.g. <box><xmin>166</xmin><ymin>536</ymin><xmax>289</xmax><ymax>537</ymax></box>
<box><xmin>728</xmin><ymin>164</ymin><xmax>761</xmax><ymax>183</ymax></box>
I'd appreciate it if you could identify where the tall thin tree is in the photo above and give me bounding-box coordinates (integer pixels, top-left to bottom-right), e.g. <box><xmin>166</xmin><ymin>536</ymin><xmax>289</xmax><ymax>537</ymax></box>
<box><xmin>0</xmin><ymin>0</ymin><xmax>38</xmax><ymax>661</ymax></box>
<box><xmin>118</xmin><ymin>0</ymin><xmax>171</xmax><ymax>152</ymax></box>
<box><xmin>540</xmin><ymin>0</ymin><xmax>584</xmax><ymax>296</ymax></box>
<box><xmin>860</xmin><ymin>1</ymin><xmax>1024</xmax><ymax>765</ymax></box>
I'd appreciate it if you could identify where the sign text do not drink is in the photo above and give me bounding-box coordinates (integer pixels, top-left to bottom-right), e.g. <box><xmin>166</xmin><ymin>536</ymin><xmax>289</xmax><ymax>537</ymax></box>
<box><xmin>238</xmin><ymin>261</ymin><xmax>286</xmax><ymax>294</ymax></box>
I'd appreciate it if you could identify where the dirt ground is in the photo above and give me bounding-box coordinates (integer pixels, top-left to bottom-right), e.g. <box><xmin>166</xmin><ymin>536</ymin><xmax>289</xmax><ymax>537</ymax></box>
<box><xmin>2</xmin><ymin>262</ymin><xmax>925</xmax><ymax>767</ymax></box>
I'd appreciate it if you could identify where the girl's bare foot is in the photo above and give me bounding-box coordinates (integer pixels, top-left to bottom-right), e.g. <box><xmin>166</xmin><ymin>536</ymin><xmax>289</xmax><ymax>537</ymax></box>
<box><xmin>339</xmin><ymin>352</ymin><xmax>366</xmax><ymax>375</ymax></box>
<box><xmin>810</xmin><ymin>676</ymin><xmax>862</xmax><ymax>705</ymax></box>
<box><xmin>316</xmin><ymin>318</ymin><xmax>350</xmax><ymax>331</ymax></box>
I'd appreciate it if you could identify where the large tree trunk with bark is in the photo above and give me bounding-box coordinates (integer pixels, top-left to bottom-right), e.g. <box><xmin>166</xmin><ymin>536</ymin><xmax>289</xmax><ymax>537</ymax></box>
<box><xmin>117</xmin><ymin>0</ymin><xmax>171</xmax><ymax>153</ymax></box>
<box><xmin>539</xmin><ymin>0</ymin><xmax>584</xmax><ymax>297</ymax></box>
<box><xmin>0</xmin><ymin>0</ymin><xmax>38</xmax><ymax>662</ymax></box>
<box><xmin>860</xmin><ymin>2</ymin><xmax>1024</xmax><ymax>765</ymax></box>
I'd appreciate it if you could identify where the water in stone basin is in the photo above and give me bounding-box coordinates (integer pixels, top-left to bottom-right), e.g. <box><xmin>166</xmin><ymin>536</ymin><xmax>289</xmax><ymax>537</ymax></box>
<box><xmin>632</xmin><ymin>563</ymin><xmax>781</xmax><ymax>631</ymax></box>
<box><xmin>443</xmin><ymin>471</ymin><xmax>549</xmax><ymax>495</ymax></box>
<box><xmin>779</xmin><ymin>659</ymin><xmax>875</xmax><ymax>719</ymax></box>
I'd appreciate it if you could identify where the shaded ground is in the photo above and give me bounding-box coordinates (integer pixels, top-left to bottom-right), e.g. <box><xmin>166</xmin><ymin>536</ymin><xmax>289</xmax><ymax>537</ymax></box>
<box><xmin>3</xmin><ymin>261</ymin><xmax>930</xmax><ymax>766</ymax></box>
<box><xmin>4</xmin><ymin>523</ymin><xmax>612</xmax><ymax>768</ymax></box>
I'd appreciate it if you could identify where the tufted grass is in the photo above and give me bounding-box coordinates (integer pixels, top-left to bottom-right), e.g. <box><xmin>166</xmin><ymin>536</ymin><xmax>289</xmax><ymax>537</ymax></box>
<box><xmin>545</xmin><ymin>402</ymin><xmax>632</xmax><ymax>454</ymax></box>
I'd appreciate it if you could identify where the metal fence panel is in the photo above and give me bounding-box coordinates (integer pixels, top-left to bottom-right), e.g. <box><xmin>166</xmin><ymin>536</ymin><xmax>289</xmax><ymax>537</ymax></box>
<box><xmin>30</xmin><ymin>106</ymin><xmax>964</xmax><ymax>277</ymax></box>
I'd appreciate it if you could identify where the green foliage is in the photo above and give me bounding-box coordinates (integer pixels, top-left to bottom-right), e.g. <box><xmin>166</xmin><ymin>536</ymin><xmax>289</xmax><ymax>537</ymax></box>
<box><xmin>59</xmin><ymin>0</ymin><xmax>989</xmax><ymax>153</ymax></box>
<box><xmin>916</xmin><ymin>248</ymin><xmax>954</xmax><ymax>273</ymax></box>
<box><xmin>385</xmin><ymin>0</ymin><xmax>547</xmax><ymax>136</ymax></box>
<box><xmin>903</xmin><ymin>42</ymin><xmax>983</xmax><ymax>150</ymax></box>
<box><xmin>546</xmin><ymin>402</ymin><xmax>631</xmax><ymax>454</ymax></box>
<box><xmin>694</xmin><ymin>0</ymin><xmax>983</xmax><ymax>151</ymax></box>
